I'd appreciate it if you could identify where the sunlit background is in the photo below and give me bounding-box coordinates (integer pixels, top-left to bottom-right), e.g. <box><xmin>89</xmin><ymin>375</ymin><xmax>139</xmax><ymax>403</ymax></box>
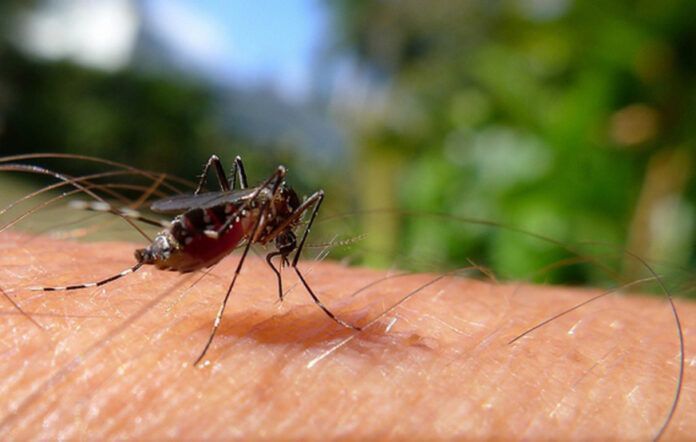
<box><xmin>1</xmin><ymin>0</ymin><xmax>695</xmax><ymax>289</ymax></box>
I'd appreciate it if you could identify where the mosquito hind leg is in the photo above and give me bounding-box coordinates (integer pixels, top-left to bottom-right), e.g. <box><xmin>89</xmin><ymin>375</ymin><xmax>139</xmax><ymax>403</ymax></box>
<box><xmin>288</xmin><ymin>191</ymin><xmax>361</xmax><ymax>331</ymax></box>
<box><xmin>27</xmin><ymin>262</ymin><xmax>143</xmax><ymax>292</ymax></box>
<box><xmin>195</xmin><ymin>154</ymin><xmax>230</xmax><ymax>194</ymax></box>
<box><xmin>69</xmin><ymin>200</ymin><xmax>169</xmax><ymax>229</ymax></box>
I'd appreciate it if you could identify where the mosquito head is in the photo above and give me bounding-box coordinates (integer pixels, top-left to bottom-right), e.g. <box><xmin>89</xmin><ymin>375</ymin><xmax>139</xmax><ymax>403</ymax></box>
<box><xmin>275</xmin><ymin>229</ymin><xmax>297</xmax><ymax>258</ymax></box>
<box><xmin>134</xmin><ymin>248</ymin><xmax>151</xmax><ymax>264</ymax></box>
<box><xmin>134</xmin><ymin>233</ymin><xmax>175</xmax><ymax>265</ymax></box>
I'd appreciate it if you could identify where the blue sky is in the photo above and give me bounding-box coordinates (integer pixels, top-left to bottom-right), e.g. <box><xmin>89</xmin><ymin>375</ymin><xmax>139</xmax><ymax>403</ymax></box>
<box><xmin>144</xmin><ymin>0</ymin><xmax>328</xmax><ymax>99</ymax></box>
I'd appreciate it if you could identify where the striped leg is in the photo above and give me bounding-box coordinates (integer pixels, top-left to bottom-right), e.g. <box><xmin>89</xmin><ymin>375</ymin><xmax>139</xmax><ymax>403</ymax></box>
<box><xmin>28</xmin><ymin>262</ymin><xmax>143</xmax><ymax>292</ymax></box>
<box><xmin>193</xmin><ymin>167</ymin><xmax>286</xmax><ymax>365</ymax></box>
<box><xmin>69</xmin><ymin>200</ymin><xmax>169</xmax><ymax>228</ymax></box>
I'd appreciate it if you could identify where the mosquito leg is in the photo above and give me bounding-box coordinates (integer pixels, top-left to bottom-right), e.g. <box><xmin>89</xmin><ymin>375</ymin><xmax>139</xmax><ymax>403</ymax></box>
<box><xmin>291</xmin><ymin>191</ymin><xmax>324</xmax><ymax>267</ymax></box>
<box><xmin>195</xmin><ymin>155</ymin><xmax>230</xmax><ymax>194</ymax></box>
<box><xmin>194</xmin><ymin>172</ymin><xmax>285</xmax><ymax>365</ymax></box>
<box><xmin>266</xmin><ymin>251</ymin><xmax>284</xmax><ymax>302</ymax></box>
<box><xmin>69</xmin><ymin>200</ymin><xmax>169</xmax><ymax>228</ymax></box>
<box><xmin>207</xmin><ymin>166</ymin><xmax>287</xmax><ymax>239</ymax></box>
<box><xmin>27</xmin><ymin>262</ymin><xmax>143</xmax><ymax>292</ymax></box>
<box><xmin>261</xmin><ymin>190</ymin><xmax>326</xmax><ymax>250</ymax></box>
<box><xmin>246</xmin><ymin>188</ymin><xmax>356</xmax><ymax>327</ymax></box>
<box><xmin>286</xmin><ymin>190</ymin><xmax>361</xmax><ymax>330</ymax></box>
<box><xmin>293</xmin><ymin>266</ymin><xmax>360</xmax><ymax>330</ymax></box>
<box><xmin>230</xmin><ymin>155</ymin><xmax>248</xmax><ymax>190</ymax></box>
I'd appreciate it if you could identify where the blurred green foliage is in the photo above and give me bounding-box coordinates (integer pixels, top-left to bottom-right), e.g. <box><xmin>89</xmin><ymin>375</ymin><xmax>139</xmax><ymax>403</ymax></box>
<box><xmin>1</xmin><ymin>1</ymin><xmax>695</xmax><ymax>290</ymax></box>
<box><xmin>327</xmin><ymin>0</ymin><xmax>696</xmax><ymax>285</ymax></box>
<box><xmin>0</xmin><ymin>49</ymin><xmax>220</xmax><ymax>179</ymax></box>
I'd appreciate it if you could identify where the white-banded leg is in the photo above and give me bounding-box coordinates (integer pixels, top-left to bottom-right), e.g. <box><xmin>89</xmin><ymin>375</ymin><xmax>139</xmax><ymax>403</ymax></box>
<box><xmin>69</xmin><ymin>200</ymin><xmax>169</xmax><ymax>228</ymax></box>
<box><xmin>194</xmin><ymin>168</ymin><xmax>286</xmax><ymax>365</ymax></box>
<box><xmin>27</xmin><ymin>262</ymin><xmax>143</xmax><ymax>292</ymax></box>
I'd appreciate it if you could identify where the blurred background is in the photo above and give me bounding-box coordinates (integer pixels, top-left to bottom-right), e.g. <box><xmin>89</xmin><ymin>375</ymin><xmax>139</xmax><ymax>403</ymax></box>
<box><xmin>1</xmin><ymin>0</ymin><xmax>695</xmax><ymax>290</ymax></box>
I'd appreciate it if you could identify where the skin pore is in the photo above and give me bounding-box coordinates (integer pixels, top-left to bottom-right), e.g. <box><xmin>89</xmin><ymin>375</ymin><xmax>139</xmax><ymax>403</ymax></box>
<box><xmin>0</xmin><ymin>232</ymin><xmax>694</xmax><ymax>440</ymax></box>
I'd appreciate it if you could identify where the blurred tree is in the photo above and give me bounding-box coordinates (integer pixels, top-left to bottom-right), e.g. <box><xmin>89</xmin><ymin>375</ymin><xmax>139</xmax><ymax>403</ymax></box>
<box><xmin>328</xmin><ymin>0</ymin><xmax>696</xmax><ymax>285</ymax></box>
<box><xmin>0</xmin><ymin>47</ymin><xmax>222</xmax><ymax>180</ymax></box>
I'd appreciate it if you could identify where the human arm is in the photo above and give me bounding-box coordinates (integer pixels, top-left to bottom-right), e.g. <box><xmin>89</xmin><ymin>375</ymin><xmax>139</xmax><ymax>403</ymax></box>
<box><xmin>0</xmin><ymin>233</ymin><xmax>694</xmax><ymax>439</ymax></box>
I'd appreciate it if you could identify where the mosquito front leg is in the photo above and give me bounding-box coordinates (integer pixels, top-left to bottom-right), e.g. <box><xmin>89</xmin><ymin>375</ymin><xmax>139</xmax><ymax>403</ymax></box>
<box><xmin>265</xmin><ymin>251</ymin><xmax>285</xmax><ymax>302</ymax></box>
<box><xmin>270</xmin><ymin>190</ymin><xmax>362</xmax><ymax>331</ymax></box>
<box><xmin>290</xmin><ymin>191</ymin><xmax>323</xmax><ymax>267</ymax></box>
<box><xmin>195</xmin><ymin>154</ymin><xmax>230</xmax><ymax>194</ymax></box>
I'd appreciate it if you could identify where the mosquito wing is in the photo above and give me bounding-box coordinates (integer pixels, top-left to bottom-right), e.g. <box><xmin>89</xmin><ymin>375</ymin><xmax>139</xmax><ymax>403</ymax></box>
<box><xmin>150</xmin><ymin>188</ymin><xmax>257</xmax><ymax>213</ymax></box>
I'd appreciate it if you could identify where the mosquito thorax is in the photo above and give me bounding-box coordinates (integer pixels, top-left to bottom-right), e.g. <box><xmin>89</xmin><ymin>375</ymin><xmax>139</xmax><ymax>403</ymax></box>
<box><xmin>270</xmin><ymin>184</ymin><xmax>300</xmax><ymax>221</ymax></box>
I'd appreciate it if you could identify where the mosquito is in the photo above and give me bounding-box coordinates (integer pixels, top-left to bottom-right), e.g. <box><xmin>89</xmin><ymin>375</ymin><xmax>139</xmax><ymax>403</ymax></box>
<box><xmin>27</xmin><ymin>154</ymin><xmax>361</xmax><ymax>364</ymax></box>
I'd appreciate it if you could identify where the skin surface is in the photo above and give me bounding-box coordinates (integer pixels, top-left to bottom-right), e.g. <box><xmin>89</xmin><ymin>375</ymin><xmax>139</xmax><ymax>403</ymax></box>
<box><xmin>0</xmin><ymin>232</ymin><xmax>694</xmax><ymax>440</ymax></box>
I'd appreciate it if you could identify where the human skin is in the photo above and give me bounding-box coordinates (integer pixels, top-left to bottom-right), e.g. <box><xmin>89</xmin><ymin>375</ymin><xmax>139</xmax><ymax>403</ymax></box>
<box><xmin>0</xmin><ymin>232</ymin><xmax>694</xmax><ymax>440</ymax></box>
